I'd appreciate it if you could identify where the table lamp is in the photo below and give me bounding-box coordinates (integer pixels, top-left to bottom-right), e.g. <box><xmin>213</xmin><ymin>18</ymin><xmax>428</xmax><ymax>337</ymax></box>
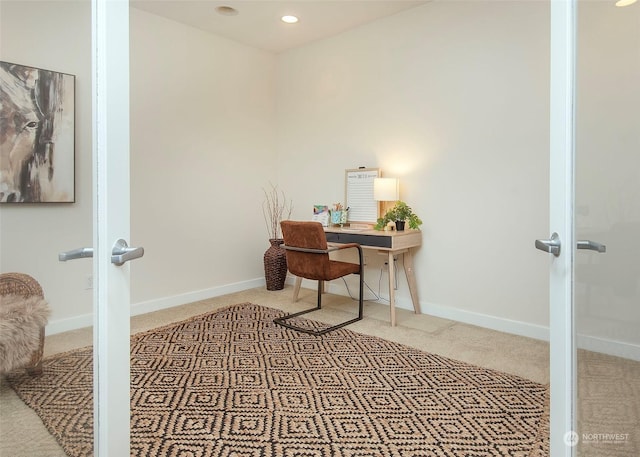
<box><xmin>374</xmin><ymin>177</ymin><xmax>399</xmax><ymax>216</ymax></box>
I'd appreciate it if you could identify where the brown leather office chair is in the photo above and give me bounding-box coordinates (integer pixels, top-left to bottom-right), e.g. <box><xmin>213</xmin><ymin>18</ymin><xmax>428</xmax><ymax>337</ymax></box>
<box><xmin>274</xmin><ymin>220</ymin><xmax>364</xmax><ymax>335</ymax></box>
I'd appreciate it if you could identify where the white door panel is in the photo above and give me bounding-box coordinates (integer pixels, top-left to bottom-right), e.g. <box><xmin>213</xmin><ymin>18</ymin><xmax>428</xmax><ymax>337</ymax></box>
<box><xmin>93</xmin><ymin>0</ymin><xmax>132</xmax><ymax>453</ymax></box>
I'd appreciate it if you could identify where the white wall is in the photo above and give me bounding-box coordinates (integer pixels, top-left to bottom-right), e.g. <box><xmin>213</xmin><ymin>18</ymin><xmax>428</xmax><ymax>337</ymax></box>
<box><xmin>129</xmin><ymin>9</ymin><xmax>277</xmax><ymax>312</ymax></box>
<box><xmin>4</xmin><ymin>1</ymin><xmax>636</xmax><ymax>356</ymax></box>
<box><xmin>0</xmin><ymin>0</ymin><xmax>552</xmax><ymax>339</ymax></box>
<box><xmin>276</xmin><ymin>1</ymin><xmax>551</xmax><ymax>337</ymax></box>
<box><xmin>0</xmin><ymin>0</ymin><xmax>94</xmax><ymax>330</ymax></box>
<box><xmin>0</xmin><ymin>3</ymin><xmax>278</xmax><ymax>332</ymax></box>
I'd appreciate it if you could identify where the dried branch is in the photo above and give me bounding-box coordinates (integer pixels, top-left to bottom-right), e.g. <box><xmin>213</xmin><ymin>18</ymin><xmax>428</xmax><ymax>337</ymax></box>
<box><xmin>262</xmin><ymin>183</ymin><xmax>293</xmax><ymax>240</ymax></box>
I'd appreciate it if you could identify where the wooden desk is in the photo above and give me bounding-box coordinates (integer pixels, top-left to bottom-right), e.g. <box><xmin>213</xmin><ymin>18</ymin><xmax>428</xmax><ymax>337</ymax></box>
<box><xmin>292</xmin><ymin>227</ymin><xmax>422</xmax><ymax>327</ymax></box>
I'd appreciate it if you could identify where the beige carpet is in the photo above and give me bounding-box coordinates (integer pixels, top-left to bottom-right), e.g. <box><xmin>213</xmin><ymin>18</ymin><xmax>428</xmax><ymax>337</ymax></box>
<box><xmin>577</xmin><ymin>350</ymin><xmax>640</xmax><ymax>457</ymax></box>
<box><xmin>6</xmin><ymin>303</ymin><xmax>549</xmax><ymax>457</ymax></box>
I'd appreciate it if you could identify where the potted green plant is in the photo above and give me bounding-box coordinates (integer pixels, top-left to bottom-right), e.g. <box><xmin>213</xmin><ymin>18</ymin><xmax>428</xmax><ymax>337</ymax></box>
<box><xmin>374</xmin><ymin>201</ymin><xmax>422</xmax><ymax>231</ymax></box>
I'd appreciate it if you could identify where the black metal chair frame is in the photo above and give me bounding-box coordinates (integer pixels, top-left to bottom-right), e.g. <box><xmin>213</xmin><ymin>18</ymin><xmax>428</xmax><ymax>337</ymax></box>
<box><xmin>273</xmin><ymin>244</ymin><xmax>364</xmax><ymax>336</ymax></box>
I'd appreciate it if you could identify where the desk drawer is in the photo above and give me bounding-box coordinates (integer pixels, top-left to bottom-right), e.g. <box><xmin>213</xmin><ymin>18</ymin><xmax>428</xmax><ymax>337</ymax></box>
<box><xmin>325</xmin><ymin>232</ymin><xmax>392</xmax><ymax>248</ymax></box>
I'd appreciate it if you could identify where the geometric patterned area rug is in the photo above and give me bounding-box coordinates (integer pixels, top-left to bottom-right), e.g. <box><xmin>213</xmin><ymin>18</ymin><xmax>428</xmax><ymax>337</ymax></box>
<box><xmin>7</xmin><ymin>303</ymin><xmax>549</xmax><ymax>457</ymax></box>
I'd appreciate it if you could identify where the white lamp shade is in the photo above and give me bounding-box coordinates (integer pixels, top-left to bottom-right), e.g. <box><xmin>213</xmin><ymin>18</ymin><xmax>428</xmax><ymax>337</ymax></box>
<box><xmin>374</xmin><ymin>178</ymin><xmax>399</xmax><ymax>201</ymax></box>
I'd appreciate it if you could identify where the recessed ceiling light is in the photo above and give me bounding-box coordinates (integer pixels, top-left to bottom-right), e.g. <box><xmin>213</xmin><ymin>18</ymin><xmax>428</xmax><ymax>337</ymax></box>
<box><xmin>615</xmin><ymin>0</ymin><xmax>637</xmax><ymax>6</ymax></box>
<box><xmin>281</xmin><ymin>15</ymin><xmax>299</xmax><ymax>24</ymax></box>
<box><xmin>216</xmin><ymin>6</ymin><xmax>238</xmax><ymax>16</ymax></box>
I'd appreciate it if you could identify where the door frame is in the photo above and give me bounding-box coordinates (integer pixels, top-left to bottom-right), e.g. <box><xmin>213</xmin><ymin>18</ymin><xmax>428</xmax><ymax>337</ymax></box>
<box><xmin>89</xmin><ymin>0</ymin><xmax>579</xmax><ymax>455</ymax></box>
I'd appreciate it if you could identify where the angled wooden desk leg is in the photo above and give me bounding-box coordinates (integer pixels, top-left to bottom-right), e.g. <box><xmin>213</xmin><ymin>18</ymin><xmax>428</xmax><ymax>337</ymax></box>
<box><xmin>388</xmin><ymin>251</ymin><xmax>397</xmax><ymax>327</ymax></box>
<box><xmin>292</xmin><ymin>276</ymin><xmax>326</xmax><ymax>303</ymax></box>
<box><xmin>386</xmin><ymin>248</ymin><xmax>419</xmax><ymax>326</ymax></box>
<box><xmin>405</xmin><ymin>249</ymin><xmax>421</xmax><ymax>314</ymax></box>
<box><xmin>293</xmin><ymin>277</ymin><xmax>302</xmax><ymax>303</ymax></box>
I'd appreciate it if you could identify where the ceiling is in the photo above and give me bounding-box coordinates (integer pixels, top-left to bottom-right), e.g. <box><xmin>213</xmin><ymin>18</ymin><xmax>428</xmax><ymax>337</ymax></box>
<box><xmin>130</xmin><ymin>1</ymin><xmax>429</xmax><ymax>53</ymax></box>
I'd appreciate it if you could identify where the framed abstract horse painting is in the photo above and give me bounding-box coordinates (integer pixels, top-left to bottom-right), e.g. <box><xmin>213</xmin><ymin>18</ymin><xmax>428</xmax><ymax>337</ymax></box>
<box><xmin>0</xmin><ymin>61</ymin><xmax>75</xmax><ymax>203</ymax></box>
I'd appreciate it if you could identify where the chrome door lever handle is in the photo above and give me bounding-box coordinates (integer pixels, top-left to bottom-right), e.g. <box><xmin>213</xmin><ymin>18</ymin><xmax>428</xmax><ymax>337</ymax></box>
<box><xmin>59</xmin><ymin>247</ymin><xmax>94</xmax><ymax>261</ymax></box>
<box><xmin>111</xmin><ymin>239</ymin><xmax>144</xmax><ymax>266</ymax></box>
<box><xmin>577</xmin><ymin>240</ymin><xmax>606</xmax><ymax>253</ymax></box>
<box><xmin>535</xmin><ymin>232</ymin><xmax>561</xmax><ymax>257</ymax></box>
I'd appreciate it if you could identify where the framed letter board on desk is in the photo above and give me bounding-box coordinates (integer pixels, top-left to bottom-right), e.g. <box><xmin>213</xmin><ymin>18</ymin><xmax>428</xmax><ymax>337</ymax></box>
<box><xmin>345</xmin><ymin>168</ymin><xmax>380</xmax><ymax>225</ymax></box>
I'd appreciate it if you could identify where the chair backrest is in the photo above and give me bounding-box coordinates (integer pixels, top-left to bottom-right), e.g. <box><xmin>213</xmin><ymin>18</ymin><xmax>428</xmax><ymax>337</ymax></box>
<box><xmin>280</xmin><ymin>220</ymin><xmax>332</xmax><ymax>281</ymax></box>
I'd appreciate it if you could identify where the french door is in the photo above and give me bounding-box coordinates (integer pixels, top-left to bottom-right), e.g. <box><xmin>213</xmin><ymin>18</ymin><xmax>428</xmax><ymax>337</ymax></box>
<box><xmin>547</xmin><ymin>0</ymin><xmax>639</xmax><ymax>456</ymax></box>
<box><xmin>546</xmin><ymin>1</ymin><xmax>577</xmax><ymax>454</ymax></box>
<box><xmin>92</xmin><ymin>0</ymin><xmax>133</xmax><ymax>454</ymax></box>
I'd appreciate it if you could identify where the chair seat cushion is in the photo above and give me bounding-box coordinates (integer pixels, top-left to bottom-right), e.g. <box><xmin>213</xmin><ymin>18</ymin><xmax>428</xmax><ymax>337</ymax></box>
<box><xmin>0</xmin><ymin>294</ymin><xmax>50</xmax><ymax>373</ymax></box>
<box><xmin>325</xmin><ymin>260</ymin><xmax>361</xmax><ymax>281</ymax></box>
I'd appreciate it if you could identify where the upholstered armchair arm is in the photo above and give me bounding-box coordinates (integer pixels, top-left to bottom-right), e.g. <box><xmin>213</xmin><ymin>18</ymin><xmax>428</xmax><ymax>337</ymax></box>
<box><xmin>328</xmin><ymin>243</ymin><xmax>364</xmax><ymax>268</ymax></box>
<box><xmin>0</xmin><ymin>272</ymin><xmax>48</xmax><ymax>376</ymax></box>
<box><xmin>283</xmin><ymin>243</ymin><xmax>364</xmax><ymax>267</ymax></box>
<box><xmin>0</xmin><ymin>272</ymin><xmax>44</xmax><ymax>298</ymax></box>
<box><xmin>283</xmin><ymin>242</ymin><xmax>358</xmax><ymax>254</ymax></box>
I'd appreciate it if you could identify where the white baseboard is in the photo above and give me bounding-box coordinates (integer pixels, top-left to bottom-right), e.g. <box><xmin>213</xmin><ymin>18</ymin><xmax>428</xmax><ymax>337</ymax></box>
<box><xmin>312</xmin><ymin>277</ymin><xmax>550</xmax><ymax>341</ymax></box>
<box><xmin>577</xmin><ymin>334</ymin><xmax>640</xmax><ymax>362</ymax></box>
<box><xmin>46</xmin><ymin>277</ymin><xmax>264</xmax><ymax>336</ymax></box>
<box><xmin>317</xmin><ymin>278</ymin><xmax>640</xmax><ymax>360</ymax></box>
<box><xmin>424</xmin><ymin>301</ymin><xmax>640</xmax><ymax>360</ymax></box>
<box><xmin>47</xmin><ymin>277</ymin><xmax>640</xmax><ymax>361</ymax></box>
<box><xmin>131</xmin><ymin>278</ymin><xmax>264</xmax><ymax>316</ymax></box>
<box><xmin>46</xmin><ymin>312</ymin><xmax>93</xmax><ymax>336</ymax></box>
<box><xmin>421</xmin><ymin>301</ymin><xmax>551</xmax><ymax>342</ymax></box>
